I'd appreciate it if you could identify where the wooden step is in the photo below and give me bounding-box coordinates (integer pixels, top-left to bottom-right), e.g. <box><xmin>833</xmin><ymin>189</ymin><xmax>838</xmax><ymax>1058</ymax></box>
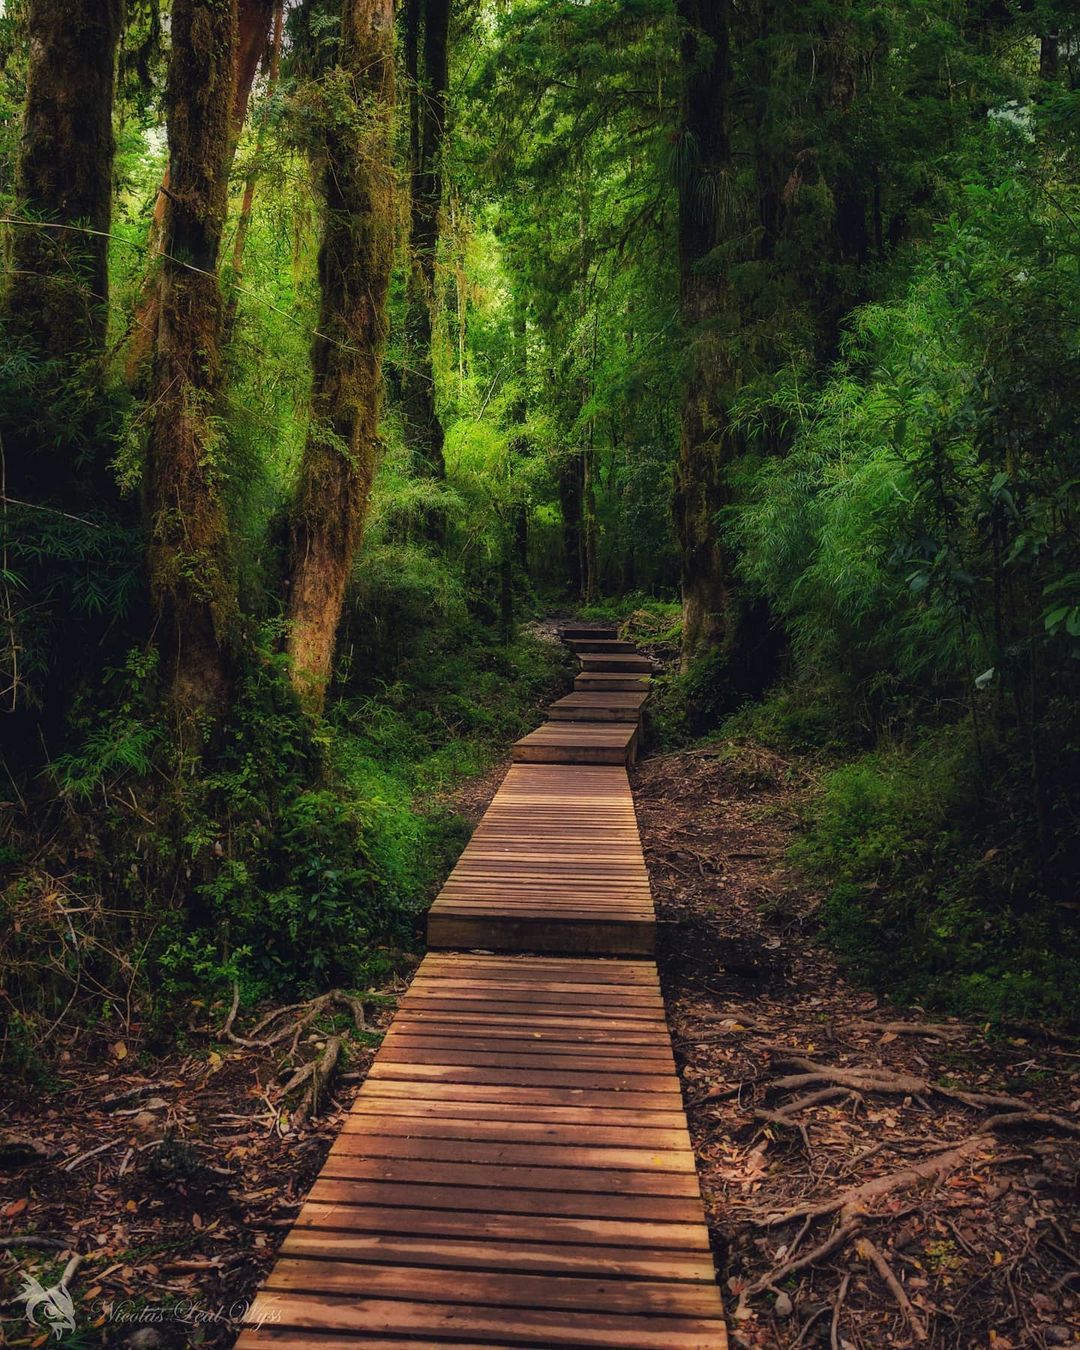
<box><xmin>559</xmin><ymin>625</ymin><xmax>616</xmax><ymax>640</ymax></box>
<box><xmin>427</xmin><ymin>764</ymin><xmax>653</xmax><ymax>955</ymax></box>
<box><xmin>578</xmin><ymin>653</ymin><xmax>653</xmax><ymax>674</ymax></box>
<box><xmin>567</xmin><ymin>638</ymin><xmax>637</xmax><ymax>654</ymax></box>
<box><xmin>548</xmin><ymin>690</ymin><xmax>648</xmax><ymax>723</ymax></box>
<box><xmin>511</xmin><ymin>721</ymin><xmax>638</xmax><ymax>764</ymax></box>
<box><xmin>574</xmin><ymin>671</ymin><xmax>651</xmax><ymax>692</ymax></box>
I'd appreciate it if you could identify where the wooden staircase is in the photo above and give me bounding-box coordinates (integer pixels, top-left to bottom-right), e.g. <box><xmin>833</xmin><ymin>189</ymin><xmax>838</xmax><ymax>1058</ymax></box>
<box><xmin>235</xmin><ymin>624</ymin><xmax>728</xmax><ymax>1349</ymax></box>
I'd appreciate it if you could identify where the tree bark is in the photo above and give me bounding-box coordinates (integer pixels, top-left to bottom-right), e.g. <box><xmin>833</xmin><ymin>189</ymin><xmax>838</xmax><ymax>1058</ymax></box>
<box><xmin>400</xmin><ymin>0</ymin><xmax>449</xmax><ymax>501</ymax></box>
<box><xmin>672</xmin><ymin>0</ymin><xmax>736</xmax><ymax>670</ymax></box>
<box><xmin>223</xmin><ymin>0</ymin><xmax>284</xmax><ymax>341</ymax></box>
<box><xmin>558</xmin><ymin>451</ymin><xmax>584</xmax><ymax>599</ymax></box>
<box><xmin>2</xmin><ymin>0</ymin><xmax>124</xmax><ymax>493</ymax></box>
<box><xmin>144</xmin><ymin>0</ymin><xmax>239</xmax><ymax>725</ymax></box>
<box><xmin>285</xmin><ymin>0</ymin><xmax>396</xmax><ymax>712</ymax></box>
<box><xmin>126</xmin><ymin>0</ymin><xmax>275</xmax><ymax>386</ymax></box>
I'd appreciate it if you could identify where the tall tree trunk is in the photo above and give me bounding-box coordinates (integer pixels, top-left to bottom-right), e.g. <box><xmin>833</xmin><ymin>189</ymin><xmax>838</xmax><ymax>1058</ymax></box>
<box><xmin>400</xmin><ymin>0</ymin><xmax>449</xmax><ymax>505</ymax></box>
<box><xmin>144</xmin><ymin>0</ymin><xmax>238</xmax><ymax>724</ymax></box>
<box><xmin>582</xmin><ymin>444</ymin><xmax>599</xmax><ymax>604</ymax></box>
<box><xmin>126</xmin><ymin>0</ymin><xmax>274</xmax><ymax>386</ymax></box>
<box><xmin>510</xmin><ymin>308</ymin><xmax>529</xmax><ymax>576</ymax></box>
<box><xmin>2</xmin><ymin>0</ymin><xmax>124</xmax><ymax>496</ymax></box>
<box><xmin>285</xmin><ymin>0</ymin><xmax>395</xmax><ymax>712</ymax></box>
<box><xmin>558</xmin><ymin>452</ymin><xmax>584</xmax><ymax>599</ymax></box>
<box><xmin>223</xmin><ymin>0</ymin><xmax>285</xmax><ymax>341</ymax></box>
<box><xmin>672</xmin><ymin>0</ymin><xmax>735</xmax><ymax>670</ymax></box>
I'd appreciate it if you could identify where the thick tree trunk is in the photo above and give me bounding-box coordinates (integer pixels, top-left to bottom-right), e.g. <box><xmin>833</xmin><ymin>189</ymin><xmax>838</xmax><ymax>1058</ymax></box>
<box><xmin>400</xmin><ymin>0</ymin><xmax>449</xmax><ymax>502</ymax></box>
<box><xmin>127</xmin><ymin>0</ymin><xmax>274</xmax><ymax>386</ymax></box>
<box><xmin>673</xmin><ymin>0</ymin><xmax>736</xmax><ymax>670</ymax></box>
<box><xmin>144</xmin><ymin>0</ymin><xmax>238</xmax><ymax>724</ymax></box>
<box><xmin>2</xmin><ymin>0</ymin><xmax>124</xmax><ymax>494</ymax></box>
<box><xmin>223</xmin><ymin>0</ymin><xmax>284</xmax><ymax>341</ymax></box>
<box><xmin>285</xmin><ymin>0</ymin><xmax>395</xmax><ymax>712</ymax></box>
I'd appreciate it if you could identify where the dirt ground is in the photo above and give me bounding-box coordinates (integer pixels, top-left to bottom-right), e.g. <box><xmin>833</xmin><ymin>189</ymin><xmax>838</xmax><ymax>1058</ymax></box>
<box><xmin>1</xmin><ymin>736</ymin><xmax>1077</xmax><ymax>1348</ymax></box>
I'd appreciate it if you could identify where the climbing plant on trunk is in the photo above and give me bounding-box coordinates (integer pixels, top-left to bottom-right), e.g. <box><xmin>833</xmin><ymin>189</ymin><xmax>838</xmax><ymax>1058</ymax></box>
<box><xmin>285</xmin><ymin>0</ymin><xmax>396</xmax><ymax>713</ymax></box>
<box><xmin>144</xmin><ymin>0</ymin><xmax>239</xmax><ymax>726</ymax></box>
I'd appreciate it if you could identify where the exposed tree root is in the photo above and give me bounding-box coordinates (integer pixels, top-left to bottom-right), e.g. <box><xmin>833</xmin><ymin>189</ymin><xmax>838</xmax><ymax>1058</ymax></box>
<box><xmin>754</xmin><ymin>1137</ymin><xmax>989</xmax><ymax>1227</ymax></box>
<box><xmin>287</xmin><ymin>1033</ymin><xmax>343</xmax><ymax>1127</ymax></box>
<box><xmin>737</xmin><ymin>1217</ymin><xmax>863</xmax><ymax>1312</ymax></box>
<box><xmin>221</xmin><ymin>984</ymin><xmax>373</xmax><ymax>1126</ymax></box>
<box><xmin>858</xmin><ymin>1235</ymin><xmax>928</xmax><ymax>1341</ymax></box>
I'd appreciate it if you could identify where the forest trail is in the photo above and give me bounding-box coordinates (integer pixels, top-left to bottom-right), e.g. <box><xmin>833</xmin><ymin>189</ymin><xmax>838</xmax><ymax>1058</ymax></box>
<box><xmin>234</xmin><ymin>629</ymin><xmax>729</xmax><ymax>1348</ymax></box>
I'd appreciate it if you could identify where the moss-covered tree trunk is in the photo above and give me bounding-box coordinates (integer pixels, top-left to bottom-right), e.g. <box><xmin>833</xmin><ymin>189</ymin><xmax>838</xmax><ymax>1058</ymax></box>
<box><xmin>672</xmin><ymin>0</ymin><xmax>736</xmax><ymax>671</ymax></box>
<box><xmin>2</xmin><ymin>0</ymin><xmax>124</xmax><ymax>494</ymax></box>
<box><xmin>400</xmin><ymin>0</ymin><xmax>449</xmax><ymax>501</ymax></box>
<box><xmin>285</xmin><ymin>0</ymin><xmax>395</xmax><ymax>712</ymax></box>
<box><xmin>127</xmin><ymin>0</ymin><xmax>274</xmax><ymax>386</ymax></box>
<box><xmin>223</xmin><ymin>0</ymin><xmax>285</xmax><ymax>341</ymax></box>
<box><xmin>144</xmin><ymin>0</ymin><xmax>238</xmax><ymax>724</ymax></box>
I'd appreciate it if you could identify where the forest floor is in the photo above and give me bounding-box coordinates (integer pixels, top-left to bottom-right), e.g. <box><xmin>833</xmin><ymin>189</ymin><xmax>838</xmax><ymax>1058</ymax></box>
<box><xmin>633</xmin><ymin>739</ymin><xmax>1080</xmax><ymax>1350</ymax></box>
<box><xmin>1</xmin><ymin>736</ymin><xmax>1078</xmax><ymax>1348</ymax></box>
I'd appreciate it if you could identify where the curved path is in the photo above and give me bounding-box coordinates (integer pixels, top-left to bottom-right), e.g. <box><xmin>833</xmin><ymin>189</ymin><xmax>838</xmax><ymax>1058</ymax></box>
<box><xmin>236</xmin><ymin>627</ymin><xmax>727</xmax><ymax>1349</ymax></box>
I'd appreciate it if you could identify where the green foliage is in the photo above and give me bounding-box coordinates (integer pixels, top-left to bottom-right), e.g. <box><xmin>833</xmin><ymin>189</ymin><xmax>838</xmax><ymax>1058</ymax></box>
<box><xmin>796</xmin><ymin>730</ymin><xmax>1080</xmax><ymax>1026</ymax></box>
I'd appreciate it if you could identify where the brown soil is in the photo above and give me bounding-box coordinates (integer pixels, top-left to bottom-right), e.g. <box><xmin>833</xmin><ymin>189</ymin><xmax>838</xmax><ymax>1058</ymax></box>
<box><xmin>632</xmin><ymin>739</ymin><xmax>1080</xmax><ymax>1350</ymax></box>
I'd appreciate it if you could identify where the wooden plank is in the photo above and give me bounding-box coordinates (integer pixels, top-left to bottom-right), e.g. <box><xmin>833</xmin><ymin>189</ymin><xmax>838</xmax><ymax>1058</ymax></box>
<box><xmin>241</xmin><ymin>1292</ymin><xmax>726</xmax><ymax>1348</ymax></box>
<box><xmin>261</xmin><ymin>1258</ymin><xmax>723</xmax><ymax>1316</ymax></box>
<box><xmin>577</xmin><ymin>653</ymin><xmax>653</xmax><ymax>673</ymax></box>
<box><xmin>339</xmin><ymin>1116</ymin><xmax>688</xmax><ymax>1148</ymax></box>
<box><xmin>559</xmin><ymin>624</ymin><xmax>617</xmax><ymax>639</ymax></box>
<box><xmin>359</xmin><ymin>1080</ymin><xmax>677</xmax><ymax>1110</ymax></box>
<box><xmin>511</xmin><ymin>721</ymin><xmax>638</xmax><ymax>764</ymax></box>
<box><xmin>279</xmin><ymin>1231</ymin><xmax>717</xmax><ymax>1282</ymax></box>
<box><xmin>288</xmin><ymin>1202</ymin><xmax>712</xmax><ymax>1250</ymax></box>
<box><xmin>566</xmin><ymin>638</ymin><xmax>637</xmax><ymax>653</ymax></box>
<box><xmin>328</xmin><ymin>1134</ymin><xmax>697</xmax><ymax>1174</ymax></box>
<box><xmin>343</xmin><ymin>1100</ymin><xmax>688</xmax><ymax>1129</ymax></box>
<box><xmin>575</xmin><ymin>670</ymin><xmax>651</xmax><ymax>691</ymax></box>
<box><xmin>548</xmin><ymin>690</ymin><xmax>648</xmax><ymax>722</ymax></box>
<box><xmin>306</xmin><ymin>1177</ymin><xmax>706</xmax><ymax>1222</ymax></box>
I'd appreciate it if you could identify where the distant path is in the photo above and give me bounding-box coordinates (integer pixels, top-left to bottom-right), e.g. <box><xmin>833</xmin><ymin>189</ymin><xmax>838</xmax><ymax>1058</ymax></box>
<box><xmin>235</xmin><ymin>626</ymin><xmax>728</xmax><ymax>1348</ymax></box>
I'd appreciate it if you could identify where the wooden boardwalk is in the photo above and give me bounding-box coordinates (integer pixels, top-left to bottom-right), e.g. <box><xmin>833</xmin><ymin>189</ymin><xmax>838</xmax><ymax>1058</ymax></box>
<box><xmin>236</xmin><ymin>626</ymin><xmax>727</xmax><ymax>1349</ymax></box>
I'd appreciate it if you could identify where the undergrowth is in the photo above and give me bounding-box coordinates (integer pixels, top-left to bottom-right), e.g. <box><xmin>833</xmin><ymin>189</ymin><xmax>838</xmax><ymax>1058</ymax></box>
<box><xmin>0</xmin><ymin>622</ymin><xmax>567</xmax><ymax>1075</ymax></box>
<box><xmin>724</xmin><ymin>694</ymin><xmax>1080</xmax><ymax>1028</ymax></box>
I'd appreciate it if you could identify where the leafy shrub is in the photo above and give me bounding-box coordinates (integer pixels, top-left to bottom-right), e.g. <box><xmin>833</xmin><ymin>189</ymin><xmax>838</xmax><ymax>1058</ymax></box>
<box><xmin>796</xmin><ymin>730</ymin><xmax>1080</xmax><ymax>1025</ymax></box>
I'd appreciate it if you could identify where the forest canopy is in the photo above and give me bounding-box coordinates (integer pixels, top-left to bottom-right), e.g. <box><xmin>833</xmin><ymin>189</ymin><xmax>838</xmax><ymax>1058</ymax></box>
<box><xmin>1</xmin><ymin>0</ymin><xmax>1079</xmax><ymax>1070</ymax></box>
